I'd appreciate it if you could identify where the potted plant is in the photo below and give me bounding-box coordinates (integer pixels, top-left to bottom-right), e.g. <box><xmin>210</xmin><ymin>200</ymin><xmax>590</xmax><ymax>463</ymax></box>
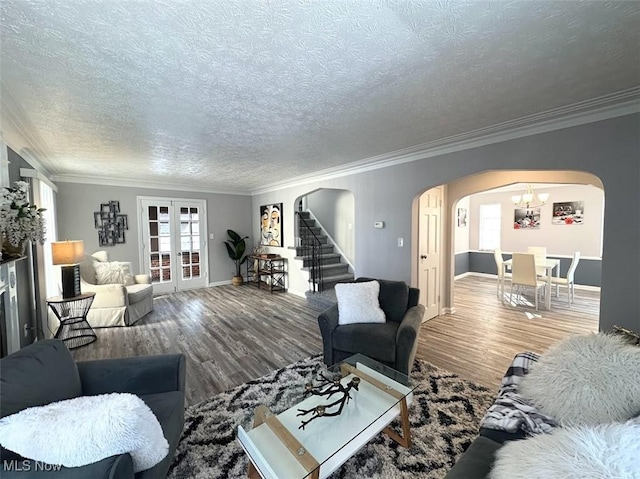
<box><xmin>0</xmin><ymin>181</ymin><xmax>46</xmax><ymax>259</ymax></box>
<box><xmin>224</xmin><ymin>229</ymin><xmax>249</xmax><ymax>285</ymax></box>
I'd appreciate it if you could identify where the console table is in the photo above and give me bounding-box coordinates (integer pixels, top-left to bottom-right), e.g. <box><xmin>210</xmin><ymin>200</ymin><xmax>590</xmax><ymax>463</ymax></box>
<box><xmin>47</xmin><ymin>293</ymin><xmax>97</xmax><ymax>350</ymax></box>
<box><xmin>246</xmin><ymin>255</ymin><xmax>287</xmax><ymax>293</ymax></box>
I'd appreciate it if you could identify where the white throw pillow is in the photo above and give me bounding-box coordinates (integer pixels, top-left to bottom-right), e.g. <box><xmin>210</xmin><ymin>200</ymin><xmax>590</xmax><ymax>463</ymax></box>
<box><xmin>519</xmin><ymin>333</ymin><xmax>640</xmax><ymax>426</ymax></box>
<box><xmin>335</xmin><ymin>281</ymin><xmax>386</xmax><ymax>325</ymax></box>
<box><xmin>490</xmin><ymin>422</ymin><xmax>640</xmax><ymax>479</ymax></box>
<box><xmin>0</xmin><ymin>393</ymin><xmax>168</xmax><ymax>472</ymax></box>
<box><xmin>94</xmin><ymin>261</ymin><xmax>135</xmax><ymax>286</ymax></box>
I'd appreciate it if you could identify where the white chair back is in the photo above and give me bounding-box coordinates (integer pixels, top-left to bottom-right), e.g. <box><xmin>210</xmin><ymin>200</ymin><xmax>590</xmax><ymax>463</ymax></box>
<box><xmin>527</xmin><ymin>246</ymin><xmax>547</xmax><ymax>276</ymax></box>
<box><xmin>566</xmin><ymin>251</ymin><xmax>581</xmax><ymax>282</ymax></box>
<box><xmin>493</xmin><ymin>248</ymin><xmax>504</xmax><ymax>276</ymax></box>
<box><xmin>512</xmin><ymin>253</ymin><xmax>538</xmax><ymax>287</ymax></box>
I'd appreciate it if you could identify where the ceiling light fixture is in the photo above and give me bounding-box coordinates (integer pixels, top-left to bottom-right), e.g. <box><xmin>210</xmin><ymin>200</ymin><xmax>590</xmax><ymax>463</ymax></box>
<box><xmin>511</xmin><ymin>184</ymin><xmax>549</xmax><ymax>208</ymax></box>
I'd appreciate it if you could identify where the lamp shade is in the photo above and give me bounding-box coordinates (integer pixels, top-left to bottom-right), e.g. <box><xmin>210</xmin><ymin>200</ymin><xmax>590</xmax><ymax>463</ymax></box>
<box><xmin>51</xmin><ymin>240</ymin><xmax>84</xmax><ymax>265</ymax></box>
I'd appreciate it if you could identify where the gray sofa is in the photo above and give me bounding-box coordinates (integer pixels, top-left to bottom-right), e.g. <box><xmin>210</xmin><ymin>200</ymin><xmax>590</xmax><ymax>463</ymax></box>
<box><xmin>443</xmin><ymin>428</ymin><xmax>525</xmax><ymax>479</ymax></box>
<box><xmin>0</xmin><ymin>339</ymin><xmax>185</xmax><ymax>478</ymax></box>
<box><xmin>318</xmin><ymin>277</ymin><xmax>425</xmax><ymax>376</ymax></box>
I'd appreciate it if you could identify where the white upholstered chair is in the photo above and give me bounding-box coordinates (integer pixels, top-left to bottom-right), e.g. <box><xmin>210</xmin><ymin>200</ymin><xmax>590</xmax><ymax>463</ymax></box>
<box><xmin>493</xmin><ymin>248</ymin><xmax>511</xmax><ymax>298</ymax></box>
<box><xmin>527</xmin><ymin>246</ymin><xmax>547</xmax><ymax>276</ymax></box>
<box><xmin>77</xmin><ymin>251</ymin><xmax>153</xmax><ymax>327</ymax></box>
<box><xmin>510</xmin><ymin>253</ymin><xmax>547</xmax><ymax>311</ymax></box>
<box><xmin>541</xmin><ymin>251</ymin><xmax>581</xmax><ymax>305</ymax></box>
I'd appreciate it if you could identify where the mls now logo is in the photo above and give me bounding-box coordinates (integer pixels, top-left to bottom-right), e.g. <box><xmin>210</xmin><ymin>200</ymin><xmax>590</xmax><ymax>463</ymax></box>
<box><xmin>3</xmin><ymin>460</ymin><xmax>63</xmax><ymax>472</ymax></box>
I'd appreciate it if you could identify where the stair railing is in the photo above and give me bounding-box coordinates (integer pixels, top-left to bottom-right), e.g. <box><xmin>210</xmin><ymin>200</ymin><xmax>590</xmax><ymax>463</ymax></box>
<box><xmin>295</xmin><ymin>211</ymin><xmax>324</xmax><ymax>293</ymax></box>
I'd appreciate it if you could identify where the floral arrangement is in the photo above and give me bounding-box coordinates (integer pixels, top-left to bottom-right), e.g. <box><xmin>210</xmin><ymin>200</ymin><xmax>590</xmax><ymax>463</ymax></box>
<box><xmin>0</xmin><ymin>181</ymin><xmax>46</xmax><ymax>247</ymax></box>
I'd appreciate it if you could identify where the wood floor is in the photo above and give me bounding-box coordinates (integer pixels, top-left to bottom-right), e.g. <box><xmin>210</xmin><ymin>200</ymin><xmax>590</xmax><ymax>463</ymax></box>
<box><xmin>72</xmin><ymin>275</ymin><xmax>599</xmax><ymax>407</ymax></box>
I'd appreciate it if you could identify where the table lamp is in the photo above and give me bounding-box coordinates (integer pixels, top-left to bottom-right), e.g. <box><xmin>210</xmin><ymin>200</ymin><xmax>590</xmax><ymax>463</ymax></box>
<box><xmin>51</xmin><ymin>240</ymin><xmax>84</xmax><ymax>298</ymax></box>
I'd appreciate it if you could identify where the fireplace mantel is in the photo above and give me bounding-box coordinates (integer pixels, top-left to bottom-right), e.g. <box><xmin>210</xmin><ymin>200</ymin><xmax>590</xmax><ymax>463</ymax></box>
<box><xmin>0</xmin><ymin>256</ymin><xmax>27</xmax><ymax>356</ymax></box>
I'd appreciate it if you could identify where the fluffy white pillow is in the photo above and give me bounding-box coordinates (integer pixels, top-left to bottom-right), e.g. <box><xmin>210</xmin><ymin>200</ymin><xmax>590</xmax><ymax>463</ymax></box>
<box><xmin>519</xmin><ymin>333</ymin><xmax>640</xmax><ymax>426</ymax></box>
<box><xmin>0</xmin><ymin>393</ymin><xmax>168</xmax><ymax>472</ymax></box>
<box><xmin>490</xmin><ymin>422</ymin><xmax>640</xmax><ymax>479</ymax></box>
<box><xmin>335</xmin><ymin>281</ymin><xmax>386</xmax><ymax>325</ymax></box>
<box><xmin>94</xmin><ymin>261</ymin><xmax>135</xmax><ymax>286</ymax></box>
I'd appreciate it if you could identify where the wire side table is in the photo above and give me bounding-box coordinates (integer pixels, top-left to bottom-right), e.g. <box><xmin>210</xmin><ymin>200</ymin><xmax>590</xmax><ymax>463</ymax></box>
<box><xmin>47</xmin><ymin>293</ymin><xmax>97</xmax><ymax>350</ymax></box>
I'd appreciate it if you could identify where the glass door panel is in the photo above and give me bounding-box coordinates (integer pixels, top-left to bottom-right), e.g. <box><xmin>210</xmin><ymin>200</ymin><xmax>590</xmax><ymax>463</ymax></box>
<box><xmin>176</xmin><ymin>204</ymin><xmax>204</xmax><ymax>290</ymax></box>
<box><xmin>139</xmin><ymin>198</ymin><xmax>207</xmax><ymax>294</ymax></box>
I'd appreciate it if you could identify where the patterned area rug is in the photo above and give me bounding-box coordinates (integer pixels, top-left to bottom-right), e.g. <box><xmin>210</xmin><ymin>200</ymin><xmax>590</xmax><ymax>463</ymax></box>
<box><xmin>168</xmin><ymin>355</ymin><xmax>495</xmax><ymax>479</ymax></box>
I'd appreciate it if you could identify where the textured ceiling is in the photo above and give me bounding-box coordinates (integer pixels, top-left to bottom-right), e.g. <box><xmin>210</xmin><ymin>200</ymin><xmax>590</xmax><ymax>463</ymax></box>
<box><xmin>1</xmin><ymin>1</ymin><xmax>639</xmax><ymax>193</ymax></box>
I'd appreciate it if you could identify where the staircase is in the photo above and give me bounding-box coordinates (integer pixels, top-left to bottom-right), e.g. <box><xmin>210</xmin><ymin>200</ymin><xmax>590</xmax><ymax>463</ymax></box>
<box><xmin>293</xmin><ymin>211</ymin><xmax>353</xmax><ymax>301</ymax></box>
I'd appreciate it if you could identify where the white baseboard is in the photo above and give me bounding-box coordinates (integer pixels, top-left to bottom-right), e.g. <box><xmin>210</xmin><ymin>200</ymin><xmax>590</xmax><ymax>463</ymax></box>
<box><xmin>208</xmin><ymin>280</ymin><xmax>232</xmax><ymax>287</ymax></box>
<box><xmin>441</xmin><ymin>307</ymin><xmax>456</xmax><ymax>314</ymax></box>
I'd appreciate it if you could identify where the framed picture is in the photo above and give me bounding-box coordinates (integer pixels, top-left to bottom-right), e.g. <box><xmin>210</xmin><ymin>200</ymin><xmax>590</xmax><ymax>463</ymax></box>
<box><xmin>552</xmin><ymin>201</ymin><xmax>584</xmax><ymax>225</ymax></box>
<box><xmin>260</xmin><ymin>203</ymin><xmax>283</xmax><ymax>246</ymax></box>
<box><xmin>95</xmin><ymin>200</ymin><xmax>127</xmax><ymax>245</ymax></box>
<box><xmin>514</xmin><ymin>207</ymin><xmax>540</xmax><ymax>229</ymax></box>
<box><xmin>457</xmin><ymin>207</ymin><xmax>467</xmax><ymax>227</ymax></box>
<box><xmin>117</xmin><ymin>214</ymin><xmax>129</xmax><ymax>230</ymax></box>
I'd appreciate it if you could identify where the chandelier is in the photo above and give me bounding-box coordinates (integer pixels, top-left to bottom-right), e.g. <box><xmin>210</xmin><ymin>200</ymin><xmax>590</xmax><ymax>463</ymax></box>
<box><xmin>511</xmin><ymin>184</ymin><xmax>549</xmax><ymax>208</ymax></box>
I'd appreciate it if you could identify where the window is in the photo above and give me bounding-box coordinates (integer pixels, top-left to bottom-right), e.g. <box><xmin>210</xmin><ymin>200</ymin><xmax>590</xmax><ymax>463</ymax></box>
<box><xmin>38</xmin><ymin>180</ymin><xmax>58</xmax><ymax>298</ymax></box>
<box><xmin>479</xmin><ymin>203</ymin><xmax>501</xmax><ymax>251</ymax></box>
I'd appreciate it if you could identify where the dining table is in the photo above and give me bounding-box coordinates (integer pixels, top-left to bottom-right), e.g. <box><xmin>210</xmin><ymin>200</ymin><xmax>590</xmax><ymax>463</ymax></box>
<box><xmin>501</xmin><ymin>257</ymin><xmax>561</xmax><ymax>310</ymax></box>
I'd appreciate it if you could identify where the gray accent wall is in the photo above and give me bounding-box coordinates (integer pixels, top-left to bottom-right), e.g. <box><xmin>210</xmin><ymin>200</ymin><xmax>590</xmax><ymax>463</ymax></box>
<box><xmin>465</xmin><ymin>251</ymin><xmax>602</xmax><ymax>287</ymax></box>
<box><xmin>305</xmin><ymin>188</ymin><xmax>355</xmax><ymax>263</ymax></box>
<box><xmin>55</xmin><ymin>183</ymin><xmax>252</xmax><ymax>284</ymax></box>
<box><xmin>251</xmin><ymin>114</ymin><xmax>640</xmax><ymax>333</ymax></box>
<box><xmin>454</xmin><ymin>252</ymin><xmax>469</xmax><ymax>276</ymax></box>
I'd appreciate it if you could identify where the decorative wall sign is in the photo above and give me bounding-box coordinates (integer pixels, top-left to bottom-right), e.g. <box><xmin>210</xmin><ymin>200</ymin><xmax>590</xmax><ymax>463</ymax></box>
<box><xmin>457</xmin><ymin>207</ymin><xmax>467</xmax><ymax>227</ymax></box>
<box><xmin>552</xmin><ymin>201</ymin><xmax>584</xmax><ymax>225</ymax></box>
<box><xmin>260</xmin><ymin>203</ymin><xmax>282</xmax><ymax>246</ymax></box>
<box><xmin>94</xmin><ymin>201</ymin><xmax>128</xmax><ymax>246</ymax></box>
<box><xmin>514</xmin><ymin>207</ymin><xmax>540</xmax><ymax>229</ymax></box>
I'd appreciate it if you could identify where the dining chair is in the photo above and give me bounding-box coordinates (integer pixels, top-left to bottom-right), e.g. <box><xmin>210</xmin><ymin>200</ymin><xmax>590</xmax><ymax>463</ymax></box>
<box><xmin>510</xmin><ymin>253</ymin><xmax>547</xmax><ymax>311</ymax></box>
<box><xmin>493</xmin><ymin>248</ymin><xmax>511</xmax><ymax>298</ymax></box>
<box><xmin>527</xmin><ymin>246</ymin><xmax>547</xmax><ymax>276</ymax></box>
<box><xmin>541</xmin><ymin>251</ymin><xmax>581</xmax><ymax>305</ymax></box>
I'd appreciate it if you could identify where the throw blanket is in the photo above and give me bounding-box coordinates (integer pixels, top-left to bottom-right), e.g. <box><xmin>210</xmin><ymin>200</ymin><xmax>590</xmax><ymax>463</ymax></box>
<box><xmin>480</xmin><ymin>352</ymin><xmax>557</xmax><ymax>434</ymax></box>
<box><xmin>0</xmin><ymin>393</ymin><xmax>168</xmax><ymax>472</ymax></box>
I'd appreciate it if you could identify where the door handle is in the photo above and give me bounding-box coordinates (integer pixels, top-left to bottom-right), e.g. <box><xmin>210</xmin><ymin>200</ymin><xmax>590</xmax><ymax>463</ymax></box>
<box><xmin>420</xmin><ymin>255</ymin><xmax>428</xmax><ymax>259</ymax></box>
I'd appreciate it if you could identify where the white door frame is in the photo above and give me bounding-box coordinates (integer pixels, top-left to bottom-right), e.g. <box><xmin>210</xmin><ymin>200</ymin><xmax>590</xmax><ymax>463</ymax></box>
<box><xmin>137</xmin><ymin>196</ymin><xmax>208</xmax><ymax>294</ymax></box>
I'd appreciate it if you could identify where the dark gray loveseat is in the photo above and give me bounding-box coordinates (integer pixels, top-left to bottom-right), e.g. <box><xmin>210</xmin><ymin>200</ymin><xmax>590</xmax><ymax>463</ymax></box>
<box><xmin>0</xmin><ymin>339</ymin><xmax>185</xmax><ymax>478</ymax></box>
<box><xmin>318</xmin><ymin>277</ymin><xmax>425</xmax><ymax>375</ymax></box>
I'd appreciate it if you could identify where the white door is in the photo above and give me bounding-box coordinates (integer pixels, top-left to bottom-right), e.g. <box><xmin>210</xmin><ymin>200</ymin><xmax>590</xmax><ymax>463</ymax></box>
<box><xmin>418</xmin><ymin>187</ymin><xmax>442</xmax><ymax>320</ymax></box>
<box><xmin>138</xmin><ymin>197</ymin><xmax>208</xmax><ymax>294</ymax></box>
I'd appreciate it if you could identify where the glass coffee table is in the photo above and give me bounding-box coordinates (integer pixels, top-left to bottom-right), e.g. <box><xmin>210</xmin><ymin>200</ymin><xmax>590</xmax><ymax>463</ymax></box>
<box><xmin>237</xmin><ymin>354</ymin><xmax>416</xmax><ymax>479</ymax></box>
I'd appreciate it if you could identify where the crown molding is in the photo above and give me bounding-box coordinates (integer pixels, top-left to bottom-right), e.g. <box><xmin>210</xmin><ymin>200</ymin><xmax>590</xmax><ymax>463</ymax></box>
<box><xmin>250</xmin><ymin>87</ymin><xmax>640</xmax><ymax>195</ymax></box>
<box><xmin>50</xmin><ymin>174</ymin><xmax>252</xmax><ymax>196</ymax></box>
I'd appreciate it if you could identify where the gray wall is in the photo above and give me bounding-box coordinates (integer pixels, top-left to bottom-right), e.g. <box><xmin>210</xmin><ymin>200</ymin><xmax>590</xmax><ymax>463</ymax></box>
<box><xmin>251</xmin><ymin>114</ymin><xmax>640</xmax><ymax>333</ymax></box>
<box><xmin>305</xmin><ymin>188</ymin><xmax>355</xmax><ymax>263</ymax></box>
<box><xmin>55</xmin><ymin>183</ymin><xmax>253</xmax><ymax>284</ymax></box>
<box><xmin>461</xmin><ymin>251</ymin><xmax>602</xmax><ymax>287</ymax></box>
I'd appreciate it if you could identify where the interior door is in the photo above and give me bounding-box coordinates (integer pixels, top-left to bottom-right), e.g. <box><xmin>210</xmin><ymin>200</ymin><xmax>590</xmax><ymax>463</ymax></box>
<box><xmin>419</xmin><ymin>187</ymin><xmax>442</xmax><ymax>320</ymax></box>
<box><xmin>139</xmin><ymin>198</ymin><xmax>208</xmax><ymax>294</ymax></box>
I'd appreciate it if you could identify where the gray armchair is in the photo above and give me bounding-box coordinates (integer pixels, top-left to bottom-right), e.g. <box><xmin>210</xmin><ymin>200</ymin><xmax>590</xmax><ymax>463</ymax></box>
<box><xmin>0</xmin><ymin>340</ymin><xmax>185</xmax><ymax>479</ymax></box>
<box><xmin>318</xmin><ymin>277</ymin><xmax>425</xmax><ymax>375</ymax></box>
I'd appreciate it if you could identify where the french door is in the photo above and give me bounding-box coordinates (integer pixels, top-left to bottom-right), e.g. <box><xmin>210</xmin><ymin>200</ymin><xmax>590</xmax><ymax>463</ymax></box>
<box><xmin>138</xmin><ymin>197</ymin><xmax>208</xmax><ymax>294</ymax></box>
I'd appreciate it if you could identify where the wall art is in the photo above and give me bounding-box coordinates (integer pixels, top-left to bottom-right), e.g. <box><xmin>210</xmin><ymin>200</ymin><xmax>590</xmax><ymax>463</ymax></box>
<box><xmin>94</xmin><ymin>200</ymin><xmax>128</xmax><ymax>246</ymax></box>
<box><xmin>457</xmin><ymin>207</ymin><xmax>468</xmax><ymax>227</ymax></box>
<box><xmin>260</xmin><ymin>203</ymin><xmax>282</xmax><ymax>246</ymax></box>
<box><xmin>514</xmin><ymin>207</ymin><xmax>540</xmax><ymax>229</ymax></box>
<box><xmin>552</xmin><ymin>201</ymin><xmax>584</xmax><ymax>225</ymax></box>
